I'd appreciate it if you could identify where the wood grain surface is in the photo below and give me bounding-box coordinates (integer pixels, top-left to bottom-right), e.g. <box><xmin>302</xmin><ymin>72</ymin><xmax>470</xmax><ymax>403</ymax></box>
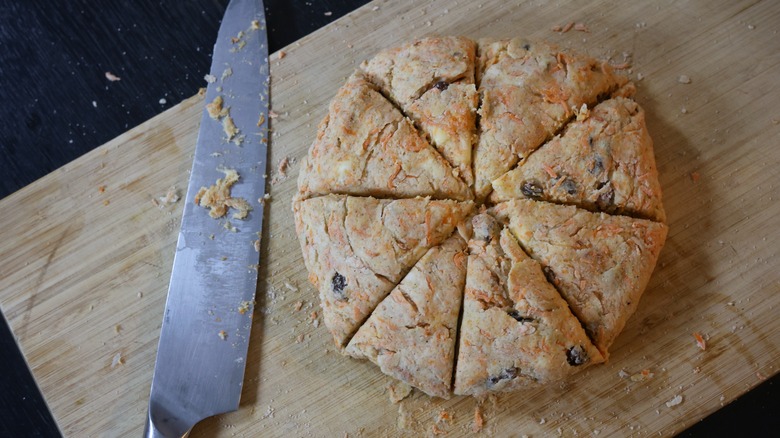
<box><xmin>1</xmin><ymin>0</ymin><xmax>779</xmax><ymax>436</ymax></box>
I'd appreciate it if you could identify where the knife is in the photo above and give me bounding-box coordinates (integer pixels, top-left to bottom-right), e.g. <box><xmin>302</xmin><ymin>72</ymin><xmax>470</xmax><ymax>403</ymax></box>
<box><xmin>143</xmin><ymin>0</ymin><xmax>269</xmax><ymax>436</ymax></box>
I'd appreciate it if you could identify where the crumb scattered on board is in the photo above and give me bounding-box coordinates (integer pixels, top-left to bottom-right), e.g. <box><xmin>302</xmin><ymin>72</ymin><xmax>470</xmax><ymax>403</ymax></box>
<box><xmin>111</xmin><ymin>352</ymin><xmax>124</xmax><ymax>368</ymax></box>
<box><xmin>194</xmin><ymin>168</ymin><xmax>252</xmax><ymax>220</ymax></box>
<box><xmin>665</xmin><ymin>394</ymin><xmax>683</xmax><ymax>408</ymax></box>
<box><xmin>218</xmin><ymin>330</ymin><xmax>228</xmax><ymax>340</ymax></box>
<box><xmin>105</xmin><ymin>71</ymin><xmax>121</xmax><ymax>82</ymax></box>
<box><xmin>551</xmin><ymin>22</ymin><xmax>585</xmax><ymax>33</ymax></box>
<box><xmin>678</xmin><ymin>74</ymin><xmax>692</xmax><ymax>84</ymax></box>
<box><xmin>619</xmin><ymin>368</ymin><xmax>655</xmax><ymax>382</ymax></box>
<box><xmin>693</xmin><ymin>332</ymin><xmax>707</xmax><ymax>350</ymax></box>
<box><xmin>151</xmin><ymin>186</ymin><xmax>180</xmax><ymax>208</ymax></box>
<box><xmin>690</xmin><ymin>171</ymin><xmax>700</xmax><ymax>183</ymax></box>
<box><xmin>472</xmin><ymin>405</ymin><xmax>484</xmax><ymax>433</ymax></box>
<box><xmin>387</xmin><ymin>381</ymin><xmax>413</xmax><ymax>404</ymax></box>
<box><xmin>271</xmin><ymin>156</ymin><xmax>296</xmax><ymax>185</ymax></box>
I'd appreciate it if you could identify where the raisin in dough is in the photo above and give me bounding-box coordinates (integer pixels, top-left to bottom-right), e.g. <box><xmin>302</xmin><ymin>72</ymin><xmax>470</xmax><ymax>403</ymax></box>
<box><xmin>294</xmin><ymin>194</ymin><xmax>473</xmax><ymax>347</ymax></box>
<box><xmin>346</xmin><ymin>235</ymin><xmax>467</xmax><ymax>399</ymax></box>
<box><xmin>492</xmin><ymin>199</ymin><xmax>667</xmax><ymax>356</ymax></box>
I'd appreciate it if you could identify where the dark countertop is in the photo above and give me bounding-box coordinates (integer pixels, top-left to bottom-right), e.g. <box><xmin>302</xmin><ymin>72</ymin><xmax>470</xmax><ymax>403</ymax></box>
<box><xmin>0</xmin><ymin>1</ymin><xmax>776</xmax><ymax>436</ymax></box>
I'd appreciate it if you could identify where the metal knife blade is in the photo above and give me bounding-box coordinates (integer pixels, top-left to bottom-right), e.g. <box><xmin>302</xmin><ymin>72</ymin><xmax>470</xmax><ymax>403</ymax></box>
<box><xmin>144</xmin><ymin>0</ymin><xmax>269</xmax><ymax>436</ymax></box>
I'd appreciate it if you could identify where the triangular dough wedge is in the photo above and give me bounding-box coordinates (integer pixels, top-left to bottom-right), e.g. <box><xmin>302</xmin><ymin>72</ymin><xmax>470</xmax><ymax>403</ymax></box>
<box><xmin>346</xmin><ymin>235</ymin><xmax>468</xmax><ymax>399</ymax></box>
<box><xmin>474</xmin><ymin>38</ymin><xmax>628</xmax><ymax>199</ymax></box>
<box><xmin>491</xmin><ymin>97</ymin><xmax>666</xmax><ymax>222</ymax></box>
<box><xmin>293</xmin><ymin>194</ymin><xmax>473</xmax><ymax>348</ymax></box>
<box><xmin>361</xmin><ymin>36</ymin><xmax>478</xmax><ymax>185</ymax></box>
<box><xmin>454</xmin><ymin>214</ymin><xmax>604</xmax><ymax>396</ymax></box>
<box><xmin>492</xmin><ymin>199</ymin><xmax>668</xmax><ymax>355</ymax></box>
<box><xmin>297</xmin><ymin>74</ymin><xmax>471</xmax><ymax>201</ymax></box>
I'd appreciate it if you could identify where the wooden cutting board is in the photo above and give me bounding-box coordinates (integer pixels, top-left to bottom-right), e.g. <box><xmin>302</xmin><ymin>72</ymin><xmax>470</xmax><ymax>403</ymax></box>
<box><xmin>2</xmin><ymin>0</ymin><xmax>779</xmax><ymax>436</ymax></box>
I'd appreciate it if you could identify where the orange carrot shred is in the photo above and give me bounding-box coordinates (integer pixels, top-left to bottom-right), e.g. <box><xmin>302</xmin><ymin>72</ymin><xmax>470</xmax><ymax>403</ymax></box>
<box><xmin>693</xmin><ymin>332</ymin><xmax>706</xmax><ymax>351</ymax></box>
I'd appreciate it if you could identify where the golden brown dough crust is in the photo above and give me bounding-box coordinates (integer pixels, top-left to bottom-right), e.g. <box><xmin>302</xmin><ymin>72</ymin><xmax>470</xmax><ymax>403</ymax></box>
<box><xmin>474</xmin><ymin>38</ymin><xmax>627</xmax><ymax>200</ymax></box>
<box><xmin>361</xmin><ymin>36</ymin><xmax>478</xmax><ymax>185</ymax></box>
<box><xmin>346</xmin><ymin>235</ymin><xmax>467</xmax><ymax>399</ymax></box>
<box><xmin>454</xmin><ymin>214</ymin><xmax>603</xmax><ymax>396</ymax></box>
<box><xmin>297</xmin><ymin>73</ymin><xmax>471</xmax><ymax>201</ymax></box>
<box><xmin>294</xmin><ymin>36</ymin><xmax>667</xmax><ymax>398</ymax></box>
<box><xmin>293</xmin><ymin>194</ymin><xmax>473</xmax><ymax>348</ymax></box>
<box><xmin>492</xmin><ymin>199</ymin><xmax>667</xmax><ymax>355</ymax></box>
<box><xmin>490</xmin><ymin>97</ymin><xmax>666</xmax><ymax>222</ymax></box>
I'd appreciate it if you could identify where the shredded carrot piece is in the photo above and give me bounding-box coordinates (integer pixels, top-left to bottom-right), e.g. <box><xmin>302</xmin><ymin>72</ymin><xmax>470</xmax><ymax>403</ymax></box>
<box><xmin>472</xmin><ymin>406</ymin><xmax>484</xmax><ymax>433</ymax></box>
<box><xmin>693</xmin><ymin>332</ymin><xmax>706</xmax><ymax>351</ymax></box>
<box><xmin>388</xmin><ymin>163</ymin><xmax>402</xmax><ymax>189</ymax></box>
<box><xmin>543</xmin><ymin>164</ymin><xmax>557</xmax><ymax>178</ymax></box>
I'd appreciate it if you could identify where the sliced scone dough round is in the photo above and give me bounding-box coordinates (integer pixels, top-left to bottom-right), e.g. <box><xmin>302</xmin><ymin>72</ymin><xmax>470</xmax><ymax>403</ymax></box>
<box><xmin>293</xmin><ymin>194</ymin><xmax>474</xmax><ymax>348</ymax></box>
<box><xmin>490</xmin><ymin>97</ymin><xmax>666</xmax><ymax>222</ymax></box>
<box><xmin>361</xmin><ymin>36</ymin><xmax>478</xmax><ymax>185</ymax></box>
<box><xmin>454</xmin><ymin>214</ymin><xmax>603</xmax><ymax>397</ymax></box>
<box><xmin>297</xmin><ymin>73</ymin><xmax>471</xmax><ymax>201</ymax></box>
<box><xmin>492</xmin><ymin>199</ymin><xmax>668</xmax><ymax>356</ymax></box>
<box><xmin>346</xmin><ymin>234</ymin><xmax>468</xmax><ymax>399</ymax></box>
<box><xmin>473</xmin><ymin>38</ymin><xmax>628</xmax><ymax>200</ymax></box>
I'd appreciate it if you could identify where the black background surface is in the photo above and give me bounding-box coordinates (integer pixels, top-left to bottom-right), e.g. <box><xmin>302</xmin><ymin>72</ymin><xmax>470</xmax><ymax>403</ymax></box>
<box><xmin>0</xmin><ymin>1</ymin><xmax>776</xmax><ymax>436</ymax></box>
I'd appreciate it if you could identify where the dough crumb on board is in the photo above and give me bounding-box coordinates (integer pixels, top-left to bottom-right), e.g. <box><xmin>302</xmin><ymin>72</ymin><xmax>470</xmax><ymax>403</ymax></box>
<box><xmin>387</xmin><ymin>381</ymin><xmax>413</xmax><ymax>403</ymax></box>
<box><xmin>110</xmin><ymin>352</ymin><xmax>124</xmax><ymax>368</ymax></box>
<box><xmin>105</xmin><ymin>71</ymin><xmax>121</xmax><ymax>82</ymax></box>
<box><xmin>665</xmin><ymin>394</ymin><xmax>683</xmax><ymax>408</ymax></box>
<box><xmin>194</xmin><ymin>168</ymin><xmax>252</xmax><ymax>220</ymax></box>
<box><xmin>151</xmin><ymin>186</ymin><xmax>180</xmax><ymax>209</ymax></box>
<box><xmin>628</xmin><ymin>369</ymin><xmax>654</xmax><ymax>382</ymax></box>
<box><xmin>271</xmin><ymin>156</ymin><xmax>296</xmax><ymax>185</ymax></box>
<box><xmin>693</xmin><ymin>332</ymin><xmax>707</xmax><ymax>350</ymax></box>
<box><xmin>472</xmin><ymin>405</ymin><xmax>484</xmax><ymax>433</ymax></box>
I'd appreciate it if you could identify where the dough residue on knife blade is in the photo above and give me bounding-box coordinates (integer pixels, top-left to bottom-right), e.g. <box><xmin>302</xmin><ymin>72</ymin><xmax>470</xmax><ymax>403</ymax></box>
<box><xmin>195</xmin><ymin>168</ymin><xmax>252</xmax><ymax>220</ymax></box>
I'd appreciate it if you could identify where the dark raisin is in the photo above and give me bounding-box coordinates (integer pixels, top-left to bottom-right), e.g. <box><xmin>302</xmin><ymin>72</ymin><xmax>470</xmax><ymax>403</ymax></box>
<box><xmin>590</xmin><ymin>155</ymin><xmax>603</xmax><ymax>174</ymax></box>
<box><xmin>486</xmin><ymin>367</ymin><xmax>520</xmax><ymax>388</ymax></box>
<box><xmin>566</xmin><ymin>345</ymin><xmax>588</xmax><ymax>366</ymax></box>
<box><xmin>521</xmin><ymin>181</ymin><xmax>544</xmax><ymax>199</ymax></box>
<box><xmin>331</xmin><ymin>272</ymin><xmax>347</xmax><ymax>301</ymax></box>
<box><xmin>522</xmin><ymin>43</ymin><xmax>531</xmax><ymax>50</ymax></box>
<box><xmin>596</xmin><ymin>185</ymin><xmax>614</xmax><ymax>210</ymax></box>
<box><xmin>543</xmin><ymin>266</ymin><xmax>557</xmax><ymax>284</ymax></box>
<box><xmin>507</xmin><ymin>310</ymin><xmax>534</xmax><ymax>323</ymax></box>
<box><xmin>561</xmin><ymin>178</ymin><xmax>577</xmax><ymax>195</ymax></box>
<box><xmin>434</xmin><ymin>81</ymin><xmax>450</xmax><ymax>91</ymax></box>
